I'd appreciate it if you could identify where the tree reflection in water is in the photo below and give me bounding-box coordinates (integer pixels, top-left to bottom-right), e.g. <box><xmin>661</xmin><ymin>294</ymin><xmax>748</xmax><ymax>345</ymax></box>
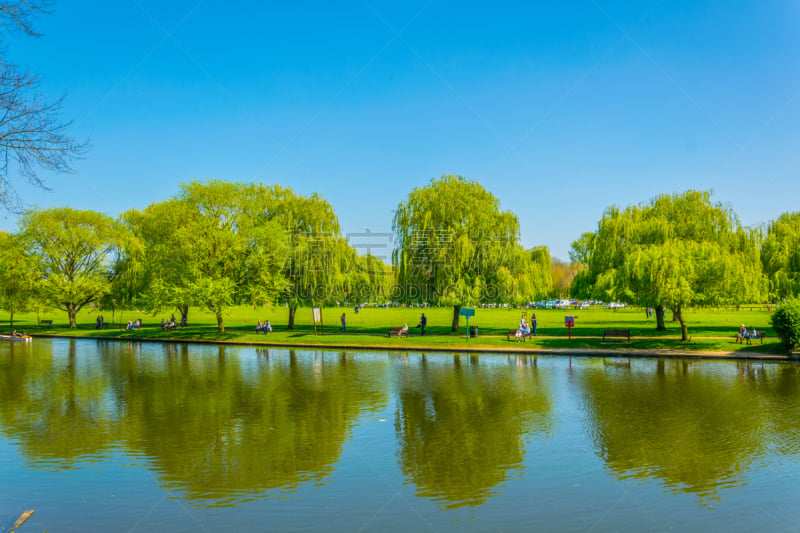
<box><xmin>0</xmin><ymin>341</ymin><xmax>388</xmax><ymax>504</ymax></box>
<box><xmin>394</xmin><ymin>354</ymin><xmax>554</xmax><ymax>509</ymax></box>
<box><xmin>575</xmin><ymin>358</ymin><xmax>789</xmax><ymax>504</ymax></box>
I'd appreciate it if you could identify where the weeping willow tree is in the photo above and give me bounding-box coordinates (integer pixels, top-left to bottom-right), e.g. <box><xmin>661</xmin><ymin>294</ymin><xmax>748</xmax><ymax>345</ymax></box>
<box><xmin>393</xmin><ymin>175</ymin><xmax>550</xmax><ymax>331</ymax></box>
<box><xmin>259</xmin><ymin>186</ymin><xmax>350</xmax><ymax>329</ymax></box>
<box><xmin>575</xmin><ymin>190</ymin><xmax>765</xmax><ymax>340</ymax></box>
<box><xmin>761</xmin><ymin>211</ymin><xmax>800</xmax><ymax>300</ymax></box>
<box><xmin>348</xmin><ymin>253</ymin><xmax>394</xmax><ymax>305</ymax></box>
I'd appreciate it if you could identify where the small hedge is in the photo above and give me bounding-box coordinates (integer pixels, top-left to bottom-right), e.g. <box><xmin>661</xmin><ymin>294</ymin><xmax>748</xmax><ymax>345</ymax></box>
<box><xmin>771</xmin><ymin>299</ymin><xmax>800</xmax><ymax>353</ymax></box>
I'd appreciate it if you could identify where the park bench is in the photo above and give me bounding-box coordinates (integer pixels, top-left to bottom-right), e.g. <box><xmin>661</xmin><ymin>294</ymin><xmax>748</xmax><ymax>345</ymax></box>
<box><xmin>745</xmin><ymin>331</ymin><xmax>766</xmax><ymax>345</ymax></box>
<box><xmin>602</xmin><ymin>329</ymin><xmax>630</xmax><ymax>343</ymax></box>
<box><xmin>39</xmin><ymin>319</ymin><xmax>52</xmax><ymax>326</ymax></box>
<box><xmin>388</xmin><ymin>327</ymin><xmax>409</xmax><ymax>337</ymax></box>
<box><xmin>507</xmin><ymin>329</ymin><xmax>532</xmax><ymax>342</ymax></box>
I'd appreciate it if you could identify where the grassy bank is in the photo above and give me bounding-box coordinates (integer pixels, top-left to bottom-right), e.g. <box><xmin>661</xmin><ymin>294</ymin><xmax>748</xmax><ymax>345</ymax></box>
<box><xmin>1</xmin><ymin>305</ymin><xmax>786</xmax><ymax>356</ymax></box>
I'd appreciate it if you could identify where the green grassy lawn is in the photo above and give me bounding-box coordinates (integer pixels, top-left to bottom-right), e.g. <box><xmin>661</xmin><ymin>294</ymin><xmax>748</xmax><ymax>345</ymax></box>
<box><xmin>1</xmin><ymin>304</ymin><xmax>785</xmax><ymax>355</ymax></box>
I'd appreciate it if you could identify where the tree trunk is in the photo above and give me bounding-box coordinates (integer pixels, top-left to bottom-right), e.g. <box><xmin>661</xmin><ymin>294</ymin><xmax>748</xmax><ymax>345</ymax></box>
<box><xmin>288</xmin><ymin>306</ymin><xmax>297</xmax><ymax>330</ymax></box>
<box><xmin>68</xmin><ymin>305</ymin><xmax>77</xmax><ymax>329</ymax></box>
<box><xmin>9</xmin><ymin>310</ymin><xmax>13</xmax><ymax>328</ymax></box>
<box><xmin>655</xmin><ymin>305</ymin><xmax>666</xmax><ymax>331</ymax></box>
<box><xmin>672</xmin><ymin>306</ymin><xmax>688</xmax><ymax>341</ymax></box>
<box><xmin>178</xmin><ymin>304</ymin><xmax>189</xmax><ymax>320</ymax></box>
<box><xmin>452</xmin><ymin>305</ymin><xmax>461</xmax><ymax>332</ymax></box>
<box><xmin>216</xmin><ymin>310</ymin><xmax>224</xmax><ymax>333</ymax></box>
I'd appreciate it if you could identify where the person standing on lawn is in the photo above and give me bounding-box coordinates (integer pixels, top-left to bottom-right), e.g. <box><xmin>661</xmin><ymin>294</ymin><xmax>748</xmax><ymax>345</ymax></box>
<box><xmin>418</xmin><ymin>313</ymin><xmax>427</xmax><ymax>336</ymax></box>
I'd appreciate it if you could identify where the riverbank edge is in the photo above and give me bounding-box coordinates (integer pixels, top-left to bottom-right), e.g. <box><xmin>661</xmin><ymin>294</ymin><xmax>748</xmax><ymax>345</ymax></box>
<box><xmin>28</xmin><ymin>333</ymin><xmax>795</xmax><ymax>362</ymax></box>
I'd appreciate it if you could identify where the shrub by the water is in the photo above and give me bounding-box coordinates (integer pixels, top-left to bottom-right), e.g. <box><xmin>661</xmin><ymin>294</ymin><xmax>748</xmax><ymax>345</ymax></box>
<box><xmin>771</xmin><ymin>299</ymin><xmax>800</xmax><ymax>352</ymax></box>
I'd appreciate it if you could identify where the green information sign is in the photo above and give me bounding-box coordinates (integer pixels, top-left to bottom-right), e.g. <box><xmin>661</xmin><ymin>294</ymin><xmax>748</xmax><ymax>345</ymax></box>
<box><xmin>459</xmin><ymin>308</ymin><xmax>475</xmax><ymax>340</ymax></box>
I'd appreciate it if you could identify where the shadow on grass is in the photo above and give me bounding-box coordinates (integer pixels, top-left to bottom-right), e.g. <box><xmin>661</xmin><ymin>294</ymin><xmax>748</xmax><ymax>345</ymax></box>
<box><xmin>26</xmin><ymin>323</ymin><xmax>791</xmax><ymax>357</ymax></box>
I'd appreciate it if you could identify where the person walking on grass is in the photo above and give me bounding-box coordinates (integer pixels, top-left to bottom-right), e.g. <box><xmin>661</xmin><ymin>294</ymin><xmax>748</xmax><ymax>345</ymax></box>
<box><xmin>417</xmin><ymin>313</ymin><xmax>427</xmax><ymax>336</ymax></box>
<box><xmin>341</xmin><ymin>313</ymin><xmax>346</xmax><ymax>333</ymax></box>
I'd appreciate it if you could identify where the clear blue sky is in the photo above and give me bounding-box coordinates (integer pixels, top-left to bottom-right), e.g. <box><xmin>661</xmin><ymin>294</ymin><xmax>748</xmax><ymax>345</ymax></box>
<box><xmin>3</xmin><ymin>0</ymin><xmax>799</xmax><ymax>260</ymax></box>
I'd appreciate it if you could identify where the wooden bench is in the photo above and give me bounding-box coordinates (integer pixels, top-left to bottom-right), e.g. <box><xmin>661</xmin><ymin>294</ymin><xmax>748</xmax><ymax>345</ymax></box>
<box><xmin>388</xmin><ymin>327</ymin><xmax>409</xmax><ymax>337</ymax></box>
<box><xmin>746</xmin><ymin>331</ymin><xmax>766</xmax><ymax>345</ymax></box>
<box><xmin>39</xmin><ymin>319</ymin><xmax>52</xmax><ymax>326</ymax></box>
<box><xmin>507</xmin><ymin>329</ymin><xmax>532</xmax><ymax>342</ymax></box>
<box><xmin>603</xmin><ymin>329</ymin><xmax>630</xmax><ymax>342</ymax></box>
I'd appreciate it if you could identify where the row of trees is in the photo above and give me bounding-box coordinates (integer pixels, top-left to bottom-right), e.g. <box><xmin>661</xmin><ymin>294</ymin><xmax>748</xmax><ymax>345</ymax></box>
<box><xmin>4</xmin><ymin>179</ymin><xmax>798</xmax><ymax>338</ymax></box>
<box><xmin>569</xmin><ymin>190</ymin><xmax>800</xmax><ymax>340</ymax></box>
<box><xmin>0</xmin><ymin>176</ymin><xmax>554</xmax><ymax>331</ymax></box>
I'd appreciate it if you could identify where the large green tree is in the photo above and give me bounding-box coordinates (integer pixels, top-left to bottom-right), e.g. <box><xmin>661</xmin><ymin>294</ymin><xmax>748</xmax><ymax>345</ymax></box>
<box><xmin>124</xmin><ymin>197</ymin><xmax>200</xmax><ymax>322</ymax></box>
<box><xmin>157</xmin><ymin>180</ymin><xmax>286</xmax><ymax>333</ymax></box>
<box><xmin>761</xmin><ymin>211</ymin><xmax>800</xmax><ymax>300</ymax></box>
<box><xmin>394</xmin><ymin>175</ymin><xmax>550</xmax><ymax>331</ymax></box>
<box><xmin>129</xmin><ymin>183</ymin><xmax>351</xmax><ymax>331</ymax></box>
<box><xmin>19</xmin><ymin>207</ymin><xmax>137</xmax><ymax>328</ymax></box>
<box><xmin>0</xmin><ymin>230</ymin><xmax>39</xmax><ymax>327</ymax></box>
<box><xmin>575</xmin><ymin>190</ymin><xmax>764</xmax><ymax>340</ymax></box>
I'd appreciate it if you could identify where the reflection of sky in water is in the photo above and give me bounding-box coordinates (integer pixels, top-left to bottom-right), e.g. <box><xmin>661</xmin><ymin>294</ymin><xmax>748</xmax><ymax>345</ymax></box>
<box><xmin>1</xmin><ymin>339</ymin><xmax>799</xmax><ymax>531</ymax></box>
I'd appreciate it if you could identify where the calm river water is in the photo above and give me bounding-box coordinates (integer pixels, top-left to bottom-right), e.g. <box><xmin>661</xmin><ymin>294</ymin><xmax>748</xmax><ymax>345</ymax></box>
<box><xmin>1</xmin><ymin>338</ymin><xmax>798</xmax><ymax>532</ymax></box>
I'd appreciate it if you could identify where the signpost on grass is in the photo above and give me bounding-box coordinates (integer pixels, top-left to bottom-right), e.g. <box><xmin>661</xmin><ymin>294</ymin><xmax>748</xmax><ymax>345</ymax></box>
<box><xmin>460</xmin><ymin>308</ymin><xmax>475</xmax><ymax>341</ymax></box>
<box><xmin>565</xmin><ymin>315</ymin><xmax>577</xmax><ymax>339</ymax></box>
<box><xmin>312</xmin><ymin>308</ymin><xmax>323</xmax><ymax>336</ymax></box>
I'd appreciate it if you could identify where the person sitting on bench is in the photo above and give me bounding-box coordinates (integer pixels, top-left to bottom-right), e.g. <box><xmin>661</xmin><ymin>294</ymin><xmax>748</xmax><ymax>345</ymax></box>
<box><xmin>516</xmin><ymin>315</ymin><xmax>530</xmax><ymax>339</ymax></box>
<box><xmin>399</xmin><ymin>323</ymin><xmax>409</xmax><ymax>337</ymax></box>
<box><xmin>737</xmin><ymin>324</ymin><xmax>747</xmax><ymax>343</ymax></box>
